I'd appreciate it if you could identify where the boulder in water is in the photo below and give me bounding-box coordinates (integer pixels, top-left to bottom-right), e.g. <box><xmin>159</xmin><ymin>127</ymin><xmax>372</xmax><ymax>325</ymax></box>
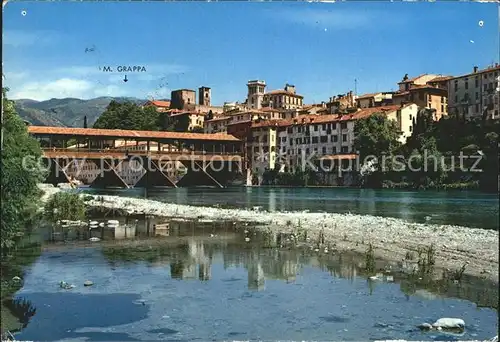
<box><xmin>84</xmin><ymin>280</ymin><xmax>94</xmax><ymax>287</ymax></box>
<box><xmin>432</xmin><ymin>318</ymin><xmax>465</xmax><ymax>330</ymax></box>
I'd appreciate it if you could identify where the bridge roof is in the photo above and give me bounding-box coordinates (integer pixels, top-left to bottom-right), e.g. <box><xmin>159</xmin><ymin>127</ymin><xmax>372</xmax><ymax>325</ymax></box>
<box><xmin>28</xmin><ymin>126</ymin><xmax>241</xmax><ymax>142</ymax></box>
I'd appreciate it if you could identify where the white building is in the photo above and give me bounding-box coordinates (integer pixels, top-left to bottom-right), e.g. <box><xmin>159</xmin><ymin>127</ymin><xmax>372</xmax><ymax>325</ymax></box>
<box><xmin>447</xmin><ymin>64</ymin><xmax>499</xmax><ymax>120</ymax></box>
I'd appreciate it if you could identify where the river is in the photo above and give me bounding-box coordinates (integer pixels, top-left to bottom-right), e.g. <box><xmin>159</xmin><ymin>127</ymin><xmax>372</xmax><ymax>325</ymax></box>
<box><xmin>6</xmin><ymin>218</ymin><xmax>499</xmax><ymax>341</ymax></box>
<box><xmin>83</xmin><ymin>187</ymin><xmax>500</xmax><ymax>230</ymax></box>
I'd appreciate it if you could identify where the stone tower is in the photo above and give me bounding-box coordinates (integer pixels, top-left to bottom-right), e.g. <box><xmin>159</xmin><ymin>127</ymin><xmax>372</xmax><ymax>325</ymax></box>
<box><xmin>199</xmin><ymin>86</ymin><xmax>211</xmax><ymax>106</ymax></box>
<box><xmin>247</xmin><ymin>80</ymin><xmax>266</xmax><ymax>110</ymax></box>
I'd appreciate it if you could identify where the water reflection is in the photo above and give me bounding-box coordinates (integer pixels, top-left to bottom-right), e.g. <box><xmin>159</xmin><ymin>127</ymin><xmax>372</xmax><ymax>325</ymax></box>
<box><xmin>13</xmin><ymin>218</ymin><xmax>498</xmax><ymax>341</ymax></box>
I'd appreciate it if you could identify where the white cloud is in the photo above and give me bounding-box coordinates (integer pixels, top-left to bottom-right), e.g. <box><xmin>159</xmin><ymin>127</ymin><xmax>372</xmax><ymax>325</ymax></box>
<box><xmin>9</xmin><ymin>78</ymin><xmax>131</xmax><ymax>100</ymax></box>
<box><xmin>3</xmin><ymin>30</ymin><xmax>60</xmax><ymax>47</ymax></box>
<box><xmin>5</xmin><ymin>62</ymin><xmax>189</xmax><ymax>100</ymax></box>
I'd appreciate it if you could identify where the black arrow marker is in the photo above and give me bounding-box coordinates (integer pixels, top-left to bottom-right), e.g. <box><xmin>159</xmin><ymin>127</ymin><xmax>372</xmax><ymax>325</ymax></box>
<box><xmin>124</xmin><ymin>75</ymin><xmax>128</xmax><ymax>82</ymax></box>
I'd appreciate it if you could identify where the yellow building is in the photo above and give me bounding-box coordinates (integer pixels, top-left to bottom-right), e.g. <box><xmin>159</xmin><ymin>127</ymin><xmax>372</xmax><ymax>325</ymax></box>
<box><xmin>262</xmin><ymin>84</ymin><xmax>304</xmax><ymax>110</ymax></box>
<box><xmin>392</xmin><ymin>74</ymin><xmax>452</xmax><ymax>120</ymax></box>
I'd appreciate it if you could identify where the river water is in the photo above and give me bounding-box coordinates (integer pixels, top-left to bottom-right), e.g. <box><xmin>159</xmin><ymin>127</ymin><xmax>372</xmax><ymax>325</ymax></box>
<box><xmin>83</xmin><ymin>187</ymin><xmax>500</xmax><ymax>230</ymax></box>
<box><xmin>8</xmin><ymin>219</ymin><xmax>499</xmax><ymax>341</ymax></box>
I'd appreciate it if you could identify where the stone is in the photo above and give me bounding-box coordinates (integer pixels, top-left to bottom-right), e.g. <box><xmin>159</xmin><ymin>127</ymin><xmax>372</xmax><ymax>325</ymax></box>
<box><xmin>432</xmin><ymin>318</ymin><xmax>465</xmax><ymax>330</ymax></box>
<box><xmin>84</xmin><ymin>280</ymin><xmax>94</xmax><ymax>286</ymax></box>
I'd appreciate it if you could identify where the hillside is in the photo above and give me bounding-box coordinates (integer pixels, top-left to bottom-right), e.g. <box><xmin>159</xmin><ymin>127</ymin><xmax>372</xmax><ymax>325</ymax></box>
<box><xmin>13</xmin><ymin>97</ymin><xmax>146</xmax><ymax>127</ymax></box>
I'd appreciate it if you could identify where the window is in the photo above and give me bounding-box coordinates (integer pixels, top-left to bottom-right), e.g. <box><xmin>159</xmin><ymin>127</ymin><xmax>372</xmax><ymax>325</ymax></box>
<box><xmin>441</xmin><ymin>105</ymin><xmax>444</xmax><ymax>112</ymax></box>
<box><xmin>475</xmin><ymin>77</ymin><xmax>479</xmax><ymax>88</ymax></box>
<box><xmin>332</xmin><ymin>146</ymin><xmax>337</xmax><ymax>154</ymax></box>
<box><xmin>306</xmin><ymin>148</ymin><xmax>310</xmax><ymax>154</ymax></box>
<box><xmin>332</xmin><ymin>123</ymin><xmax>337</xmax><ymax>130</ymax></box>
<box><xmin>340</xmin><ymin>123</ymin><xmax>347</xmax><ymax>129</ymax></box>
<box><xmin>320</xmin><ymin>136</ymin><xmax>328</xmax><ymax>143</ymax></box>
<box><xmin>322</xmin><ymin>124</ymin><xmax>327</xmax><ymax>130</ymax></box>
<box><xmin>312</xmin><ymin>137</ymin><xmax>319</xmax><ymax>144</ymax></box>
<box><xmin>341</xmin><ymin>146</ymin><xmax>348</xmax><ymax>153</ymax></box>
<box><xmin>476</xmin><ymin>92</ymin><xmax>479</xmax><ymax>100</ymax></box>
<box><xmin>465</xmin><ymin>81</ymin><xmax>468</xmax><ymax>90</ymax></box>
<box><xmin>484</xmin><ymin>84</ymin><xmax>488</xmax><ymax>91</ymax></box>
<box><xmin>282</xmin><ymin>137</ymin><xmax>287</xmax><ymax>142</ymax></box>
<box><xmin>271</xmin><ymin>146</ymin><xmax>275</xmax><ymax>152</ymax></box>
<box><xmin>314</xmin><ymin>125</ymin><xmax>318</xmax><ymax>131</ymax></box>
<box><xmin>342</xmin><ymin>134</ymin><xmax>347</xmax><ymax>142</ymax></box>
<box><xmin>455</xmin><ymin>95</ymin><xmax>458</xmax><ymax>103</ymax></box>
<box><xmin>322</xmin><ymin>147</ymin><xmax>327</xmax><ymax>154</ymax></box>
<box><xmin>409</xmin><ymin>125</ymin><xmax>412</xmax><ymax>132</ymax></box>
<box><xmin>333</xmin><ymin>135</ymin><xmax>338</xmax><ymax>143</ymax></box>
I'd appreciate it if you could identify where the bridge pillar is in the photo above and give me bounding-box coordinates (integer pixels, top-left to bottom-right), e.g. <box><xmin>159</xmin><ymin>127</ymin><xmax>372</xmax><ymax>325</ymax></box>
<box><xmin>135</xmin><ymin>157</ymin><xmax>177</xmax><ymax>188</ymax></box>
<box><xmin>89</xmin><ymin>159</ymin><xmax>129</xmax><ymax>188</ymax></box>
<box><xmin>44</xmin><ymin>158</ymin><xmax>72</xmax><ymax>186</ymax></box>
<box><xmin>176</xmin><ymin>159</ymin><xmax>241</xmax><ymax>188</ymax></box>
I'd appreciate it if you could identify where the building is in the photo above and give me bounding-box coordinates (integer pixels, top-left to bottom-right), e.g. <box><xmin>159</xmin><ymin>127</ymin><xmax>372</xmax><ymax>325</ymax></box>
<box><xmin>392</xmin><ymin>73</ymin><xmax>453</xmax><ymax>120</ymax></box>
<box><xmin>168</xmin><ymin>111</ymin><xmax>206</xmax><ymax>131</ymax></box>
<box><xmin>247</xmin><ymin>80</ymin><xmax>267</xmax><ymax>110</ymax></box>
<box><xmin>262</xmin><ymin>84</ymin><xmax>304</xmax><ymax>110</ymax></box>
<box><xmin>327</xmin><ymin>91</ymin><xmax>356</xmax><ymax>114</ymax></box>
<box><xmin>447</xmin><ymin>64</ymin><xmax>499</xmax><ymax>120</ymax></box>
<box><xmin>204</xmin><ymin>110</ymin><xmax>272</xmax><ymax>134</ymax></box>
<box><xmin>247</xmin><ymin>103</ymin><xmax>418</xmax><ymax>185</ymax></box>
<box><xmin>170</xmin><ymin>89</ymin><xmax>196</xmax><ymax>110</ymax></box>
<box><xmin>198</xmin><ymin>86</ymin><xmax>211</xmax><ymax>106</ymax></box>
<box><xmin>356</xmin><ymin>92</ymin><xmax>394</xmax><ymax>109</ymax></box>
<box><xmin>142</xmin><ymin>100</ymin><xmax>171</xmax><ymax>112</ymax></box>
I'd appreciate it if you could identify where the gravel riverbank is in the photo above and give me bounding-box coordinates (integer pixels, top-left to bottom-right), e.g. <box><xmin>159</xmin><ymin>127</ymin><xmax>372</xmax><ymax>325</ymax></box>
<box><xmin>38</xmin><ymin>184</ymin><xmax>499</xmax><ymax>283</ymax></box>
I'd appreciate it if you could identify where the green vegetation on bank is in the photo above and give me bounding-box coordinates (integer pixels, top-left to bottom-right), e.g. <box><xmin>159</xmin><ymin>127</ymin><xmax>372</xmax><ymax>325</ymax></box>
<box><xmin>356</xmin><ymin>109</ymin><xmax>499</xmax><ymax>191</ymax></box>
<box><xmin>262</xmin><ymin>109</ymin><xmax>499</xmax><ymax>191</ymax></box>
<box><xmin>43</xmin><ymin>192</ymin><xmax>86</xmax><ymax>223</ymax></box>
<box><xmin>1</xmin><ymin>88</ymin><xmax>46</xmax><ymax>254</ymax></box>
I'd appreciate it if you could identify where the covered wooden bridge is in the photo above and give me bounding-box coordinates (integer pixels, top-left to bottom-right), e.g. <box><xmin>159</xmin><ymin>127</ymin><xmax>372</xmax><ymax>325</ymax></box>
<box><xmin>28</xmin><ymin>126</ymin><xmax>245</xmax><ymax>188</ymax></box>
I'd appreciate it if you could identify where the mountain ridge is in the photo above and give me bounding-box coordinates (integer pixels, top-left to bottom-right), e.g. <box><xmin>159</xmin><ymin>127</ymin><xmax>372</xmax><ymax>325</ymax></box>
<box><xmin>13</xmin><ymin>97</ymin><xmax>147</xmax><ymax>127</ymax></box>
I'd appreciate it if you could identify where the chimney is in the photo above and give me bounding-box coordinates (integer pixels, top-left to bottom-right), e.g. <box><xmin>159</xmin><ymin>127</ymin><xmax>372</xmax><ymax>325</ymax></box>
<box><xmin>473</xmin><ymin>66</ymin><xmax>478</xmax><ymax>73</ymax></box>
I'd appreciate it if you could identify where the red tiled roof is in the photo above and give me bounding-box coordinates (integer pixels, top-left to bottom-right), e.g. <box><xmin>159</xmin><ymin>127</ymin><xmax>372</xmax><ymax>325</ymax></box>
<box><xmin>428</xmin><ymin>76</ymin><xmax>453</xmax><ymax>83</ymax></box>
<box><xmin>169</xmin><ymin>111</ymin><xmax>204</xmax><ymax>117</ymax></box>
<box><xmin>265</xmin><ymin>90</ymin><xmax>304</xmax><ymax>98</ymax></box>
<box><xmin>145</xmin><ymin>100</ymin><xmax>171</xmax><ymax>107</ymax></box>
<box><xmin>205</xmin><ymin>116</ymin><xmax>232</xmax><ymax>123</ymax></box>
<box><xmin>398</xmin><ymin>74</ymin><xmax>429</xmax><ymax>84</ymax></box>
<box><xmin>250</xmin><ymin>104</ymin><xmax>414</xmax><ymax>128</ymax></box>
<box><xmin>28</xmin><ymin>126</ymin><xmax>240</xmax><ymax>142</ymax></box>
<box><xmin>356</xmin><ymin>92</ymin><xmax>381</xmax><ymax>100</ymax></box>
<box><xmin>450</xmin><ymin>65</ymin><xmax>500</xmax><ymax>80</ymax></box>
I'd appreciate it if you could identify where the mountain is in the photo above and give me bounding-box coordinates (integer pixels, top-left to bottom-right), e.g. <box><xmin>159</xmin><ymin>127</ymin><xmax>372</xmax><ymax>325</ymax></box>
<box><xmin>13</xmin><ymin>97</ymin><xmax>146</xmax><ymax>127</ymax></box>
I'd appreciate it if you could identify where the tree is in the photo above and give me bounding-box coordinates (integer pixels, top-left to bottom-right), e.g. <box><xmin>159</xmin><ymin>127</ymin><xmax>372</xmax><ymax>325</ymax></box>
<box><xmin>354</xmin><ymin>113</ymin><xmax>402</xmax><ymax>187</ymax></box>
<box><xmin>93</xmin><ymin>101</ymin><xmax>161</xmax><ymax>131</ymax></box>
<box><xmin>43</xmin><ymin>192</ymin><xmax>86</xmax><ymax>223</ymax></box>
<box><xmin>1</xmin><ymin>88</ymin><xmax>46</xmax><ymax>253</ymax></box>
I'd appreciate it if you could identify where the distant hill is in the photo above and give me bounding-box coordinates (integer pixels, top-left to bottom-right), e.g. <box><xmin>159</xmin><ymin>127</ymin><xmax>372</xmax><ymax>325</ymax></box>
<box><xmin>13</xmin><ymin>97</ymin><xmax>146</xmax><ymax>127</ymax></box>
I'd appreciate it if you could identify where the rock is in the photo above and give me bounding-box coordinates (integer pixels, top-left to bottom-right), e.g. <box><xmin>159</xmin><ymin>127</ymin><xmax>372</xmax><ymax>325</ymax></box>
<box><xmin>12</xmin><ymin>276</ymin><xmax>22</xmax><ymax>282</ymax></box>
<box><xmin>432</xmin><ymin>318</ymin><xmax>465</xmax><ymax>330</ymax></box>
<box><xmin>385</xmin><ymin>275</ymin><xmax>394</xmax><ymax>282</ymax></box>
<box><xmin>244</xmin><ymin>237</ymin><xmax>250</xmax><ymax>242</ymax></box>
<box><xmin>60</xmin><ymin>281</ymin><xmax>76</xmax><ymax>290</ymax></box>
<box><xmin>84</xmin><ymin>280</ymin><xmax>93</xmax><ymax>287</ymax></box>
<box><xmin>89</xmin><ymin>237</ymin><xmax>101</xmax><ymax>242</ymax></box>
<box><xmin>418</xmin><ymin>323</ymin><xmax>433</xmax><ymax>330</ymax></box>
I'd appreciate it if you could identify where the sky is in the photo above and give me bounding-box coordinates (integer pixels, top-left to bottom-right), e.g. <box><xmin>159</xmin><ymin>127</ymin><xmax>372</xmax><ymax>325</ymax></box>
<box><xmin>3</xmin><ymin>1</ymin><xmax>499</xmax><ymax>105</ymax></box>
